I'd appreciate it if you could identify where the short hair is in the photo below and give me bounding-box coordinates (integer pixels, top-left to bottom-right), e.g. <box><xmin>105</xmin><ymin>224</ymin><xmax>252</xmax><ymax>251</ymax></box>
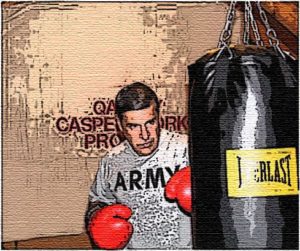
<box><xmin>115</xmin><ymin>82</ymin><xmax>160</xmax><ymax>119</ymax></box>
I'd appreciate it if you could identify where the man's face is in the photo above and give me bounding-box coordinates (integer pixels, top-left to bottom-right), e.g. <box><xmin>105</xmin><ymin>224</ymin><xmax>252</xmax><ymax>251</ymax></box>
<box><xmin>120</xmin><ymin>103</ymin><xmax>160</xmax><ymax>156</ymax></box>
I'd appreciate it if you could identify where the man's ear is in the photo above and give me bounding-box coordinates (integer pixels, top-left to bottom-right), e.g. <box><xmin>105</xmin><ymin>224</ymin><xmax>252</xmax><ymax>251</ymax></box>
<box><xmin>115</xmin><ymin>115</ymin><xmax>123</xmax><ymax>132</ymax></box>
<box><xmin>156</xmin><ymin>112</ymin><xmax>161</xmax><ymax>126</ymax></box>
<box><xmin>115</xmin><ymin>115</ymin><xmax>126</xmax><ymax>142</ymax></box>
<box><xmin>158</xmin><ymin>116</ymin><xmax>161</xmax><ymax>128</ymax></box>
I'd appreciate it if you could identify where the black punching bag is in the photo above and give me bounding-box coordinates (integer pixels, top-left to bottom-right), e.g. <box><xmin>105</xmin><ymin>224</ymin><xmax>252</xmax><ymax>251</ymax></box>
<box><xmin>188</xmin><ymin>45</ymin><xmax>298</xmax><ymax>249</ymax></box>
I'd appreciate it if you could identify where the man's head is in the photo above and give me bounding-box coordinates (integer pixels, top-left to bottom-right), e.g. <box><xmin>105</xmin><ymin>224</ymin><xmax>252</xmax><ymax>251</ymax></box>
<box><xmin>115</xmin><ymin>82</ymin><xmax>160</xmax><ymax>156</ymax></box>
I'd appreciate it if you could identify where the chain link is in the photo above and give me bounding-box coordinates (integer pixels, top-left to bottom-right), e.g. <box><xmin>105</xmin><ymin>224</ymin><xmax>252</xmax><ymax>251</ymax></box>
<box><xmin>257</xmin><ymin>1</ymin><xmax>278</xmax><ymax>47</ymax></box>
<box><xmin>256</xmin><ymin>1</ymin><xmax>285</xmax><ymax>58</ymax></box>
<box><xmin>218</xmin><ymin>1</ymin><xmax>236</xmax><ymax>48</ymax></box>
<box><xmin>246</xmin><ymin>1</ymin><xmax>264</xmax><ymax>46</ymax></box>
<box><xmin>217</xmin><ymin>1</ymin><xmax>285</xmax><ymax>59</ymax></box>
<box><xmin>243</xmin><ymin>3</ymin><xmax>250</xmax><ymax>44</ymax></box>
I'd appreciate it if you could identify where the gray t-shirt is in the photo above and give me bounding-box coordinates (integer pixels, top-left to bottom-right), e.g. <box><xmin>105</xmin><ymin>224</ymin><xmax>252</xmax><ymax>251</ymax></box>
<box><xmin>89</xmin><ymin>129</ymin><xmax>191</xmax><ymax>249</ymax></box>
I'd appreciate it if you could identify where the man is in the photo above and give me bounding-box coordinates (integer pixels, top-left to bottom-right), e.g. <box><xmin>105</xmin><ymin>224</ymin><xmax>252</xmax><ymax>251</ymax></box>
<box><xmin>85</xmin><ymin>82</ymin><xmax>191</xmax><ymax>249</ymax></box>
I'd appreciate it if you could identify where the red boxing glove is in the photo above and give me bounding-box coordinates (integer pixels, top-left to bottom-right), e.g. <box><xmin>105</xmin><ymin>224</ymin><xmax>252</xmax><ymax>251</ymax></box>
<box><xmin>89</xmin><ymin>204</ymin><xmax>133</xmax><ymax>249</ymax></box>
<box><xmin>165</xmin><ymin>166</ymin><xmax>192</xmax><ymax>214</ymax></box>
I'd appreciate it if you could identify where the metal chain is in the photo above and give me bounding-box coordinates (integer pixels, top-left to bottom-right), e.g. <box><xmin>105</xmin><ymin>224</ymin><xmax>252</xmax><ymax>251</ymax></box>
<box><xmin>217</xmin><ymin>1</ymin><xmax>286</xmax><ymax>59</ymax></box>
<box><xmin>218</xmin><ymin>1</ymin><xmax>237</xmax><ymax>48</ymax></box>
<box><xmin>243</xmin><ymin>2</ymin><xmax>250</xmax><ymax>44</ymax></box>
<box><xmin>256</xmin><ymin>1</ymin><xmax>285</xmax><ymax>58</ymax></box>
<box><xmin>257</xmin><ymin>1</ymin><xmax>277</xmax><ymax>46</ymax></box>
<box><xmin>256</xmin><ymin>2</ymin><xmax>279</xmax><ymax>45</ymax></box>
<box><xmin>246</xmin><ymin>1</ymin><xmax>264</xmax><ymax>46</ymax></box>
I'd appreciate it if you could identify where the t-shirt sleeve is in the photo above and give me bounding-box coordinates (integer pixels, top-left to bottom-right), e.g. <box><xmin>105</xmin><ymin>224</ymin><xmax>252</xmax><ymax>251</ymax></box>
<box><xmin>175</xmin><ymin>133</ymin><xmax>189</xmax><ymax>168</ymax></box>
<box><xmin>89</xmin><ymin>157</ymin><xmax>117</xmax><ymax>204</ymax></box>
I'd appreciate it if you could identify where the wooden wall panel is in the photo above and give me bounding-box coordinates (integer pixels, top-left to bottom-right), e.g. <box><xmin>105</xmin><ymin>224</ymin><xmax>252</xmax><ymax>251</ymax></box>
<box><xmin>2</xmin><ymin>2</ymin><xmax>242</xmax><ymax>242</ymax></box>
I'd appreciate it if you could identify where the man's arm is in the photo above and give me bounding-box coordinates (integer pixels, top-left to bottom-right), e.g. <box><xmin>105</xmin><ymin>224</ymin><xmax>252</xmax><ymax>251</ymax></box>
<box><xmin>164</xmin><ymin>132</ymin><xmax>191</xmax><ymax>214</ymax></box>
<box><xmin>85</xmin><ymin>157</ymin><xmax>116</xmax><ymax>231</ymax></box>
<box><xmin>85</xmin><ymin>157</ymin><xmax>133</xmax><ymax>249</ymax></box>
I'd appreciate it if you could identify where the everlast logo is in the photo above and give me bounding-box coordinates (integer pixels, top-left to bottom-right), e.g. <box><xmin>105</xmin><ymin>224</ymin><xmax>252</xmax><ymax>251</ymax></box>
<box><xmin>114</xmin><ymin>165</ymin><xmax>180</xmax><ymax>191</ymax></box>
<box><xmin>237</xmin><ymin>154</ymin><xmax>292</xmax><ymax>188</ymax></box>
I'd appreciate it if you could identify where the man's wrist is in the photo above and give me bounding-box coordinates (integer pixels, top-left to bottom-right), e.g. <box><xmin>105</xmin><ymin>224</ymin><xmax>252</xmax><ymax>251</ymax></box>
<box><xmin>85</xmin><ymin>201</ymin><xmax>108</xmax><ymax>230</ymax></box>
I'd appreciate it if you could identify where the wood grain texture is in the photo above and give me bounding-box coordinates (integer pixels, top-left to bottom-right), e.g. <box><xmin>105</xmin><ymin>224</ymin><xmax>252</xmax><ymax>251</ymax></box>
<box><xmin>2</xmin><ymin>233</ymin><xmax>92</xmax><ymax>249</ymax></box>
<box><xmin>262</xmin><ymin>2</ymin><xmax>298</xmax><ymax>36</ymax></box>
<box><xmin>253</xmin><ymin>2</ymin><xmax>298</xmax><ymax>58</ymax></box>
<box><xmin>235</xmin><ymin>2</ymin><xmax>298</xmax><ymax>58</ymax></box>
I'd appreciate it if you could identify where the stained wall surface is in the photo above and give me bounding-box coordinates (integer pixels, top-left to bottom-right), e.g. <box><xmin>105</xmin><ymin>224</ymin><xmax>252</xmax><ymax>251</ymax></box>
<box><xmin>2</xmin><ymin>2</ymin><xmax>242</xmax><ymax>241</ymax></box>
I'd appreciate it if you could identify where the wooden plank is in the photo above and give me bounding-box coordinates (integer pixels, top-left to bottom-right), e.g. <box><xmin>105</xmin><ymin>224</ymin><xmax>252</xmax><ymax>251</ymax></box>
<box><xmin>229</xmin><ymin>2</ymin><xmax>298</xmax><ymax>58</ymax></box>
<box><xmin>2</xmin><ymin>241</ymin><xmax>16</xmax><ymax>249</ymax></box>
<box><xmin>262</xmin><ymin>2</ymin><xmax>298</xmax><ymax>36</ymax></box>
<box><xmin>251</xmin><ymin>2</ymin><xmax>298</xmax><ymax>58</ymax></box>
<box><xmin>17</xmin><ymin>233</ymin><xmax>92</xmax><ymax>249</ymax></box>
<box><xmin>232</xmin><ymin>2</ymin><xmax>298</xmax><ymax>36</ymax></box>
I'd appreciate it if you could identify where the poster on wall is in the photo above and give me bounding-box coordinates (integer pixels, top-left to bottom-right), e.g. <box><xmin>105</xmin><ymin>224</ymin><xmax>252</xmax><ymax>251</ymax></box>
<box><xmin>1</xmin><ymin>1</ymin><xmax>298</xmax><ymax>250</ymax></box>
